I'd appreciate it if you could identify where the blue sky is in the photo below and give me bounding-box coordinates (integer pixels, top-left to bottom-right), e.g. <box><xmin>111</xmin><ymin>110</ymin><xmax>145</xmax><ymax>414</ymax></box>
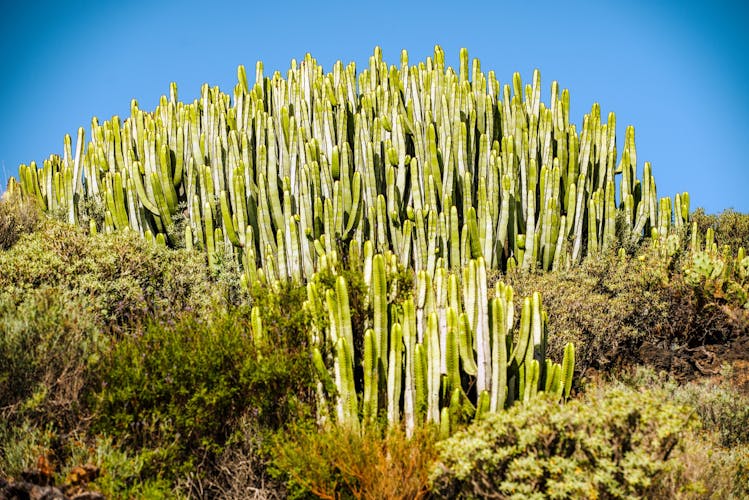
<box><xmin>1</xmin><ymin>0</ymin><xmax>747</xmax><ymax>213</ymax></box>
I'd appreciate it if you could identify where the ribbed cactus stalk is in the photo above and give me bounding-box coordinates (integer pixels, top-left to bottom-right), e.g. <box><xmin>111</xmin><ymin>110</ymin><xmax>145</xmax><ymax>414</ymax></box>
<box><xmin>489</xmin><ymin>296</ymin><xmax>508</xmax><ymax>412</ymax></box>
<box><xmin>386</xmin><ymin>322</ymin><xmax>403</xmax><ymax>427</ymax></box>
<box><xmin>334</xmin><ymin>336</ymin><xmax>359</xmax><ymax>431</ymax></box>
<box><xmin>13</xmin><ymin>46</ymin><xmax>691</xmax><ymax>436</ymax></box>
<box><xmin>372</xmin><ymin>253</ymin><xmax>389</xmax><ymax>379</ymax></box>
<box><xmin>363</xmin><ymin>329</ymin><xmax>378</xmax><ymax>424</ymax></box>
<box><xmin>560</xmin><ymin>342</ymin><xmax>575</xmax><ymax>400</ymax></box>
<box><xmin>12</xmin><ymin>46</ymin><xmax>687</xmax><ymax>282</ymax></box>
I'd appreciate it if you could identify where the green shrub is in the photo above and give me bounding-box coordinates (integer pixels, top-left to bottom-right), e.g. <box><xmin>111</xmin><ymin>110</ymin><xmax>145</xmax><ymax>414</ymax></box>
<box><xmin>691</xmin><ymin>208</ymin><xmax>749</xmax><ymax>252</ymax></box>
<box><xmin>0</xmin><ymin>421</ymin><xmax>54</xmax><ymax>479</ymax></box>
<box><xmin>0</xmin><ymin>219</ymin><xmax>218</xmax><ymax>335</ymax></box>
<box><xmin>272</xmin><ymin>424</ymin><xmax>438</xmax><ymax>499</ymax></box>
<box><xmin>0</xmin><ymin>288</ymin><xmax>105</xmax><ymax>428</ymax></box>
<box><xmin>502</xmin><ymin>250</ymin><xmax>685</xmax><ymax>373</ymax></box>
<box><xmin>57</xmin><ymin>435</ymin><xmax>173</xmax><ymax>499</ymax></box>
<box><xmin>430</xmin><ymin>385</ymin><xmax>696</xmax><ymax>499</ymax></box>
<box><xmin>92</xmin><ymin>305</ymin><xmax>316</xmax><ymax>481</ymax></box>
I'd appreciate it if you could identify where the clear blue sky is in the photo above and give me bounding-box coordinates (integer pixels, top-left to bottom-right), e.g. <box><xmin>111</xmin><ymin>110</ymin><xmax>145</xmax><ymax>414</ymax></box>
<box><xmin>1</xmin><ymin>0</ymin><xmax>747</xmax><ymax>213</ymax></box>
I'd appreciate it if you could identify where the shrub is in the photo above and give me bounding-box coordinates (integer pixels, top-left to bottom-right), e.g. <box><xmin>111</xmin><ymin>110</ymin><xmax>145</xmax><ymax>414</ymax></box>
<box><xmin>680</xmin><ymin>379</ymin><xmax>749</xmax><ymax>448</ymax></box>
<box><xmin>272</xmin><ymin>424</ymin><xmax>438</xmax><ymax>499</ymax></box>
<box><xmin>430</xmin><ymin>385</ymin><xmax>696</xmax><ymax>499</ymax></box>
<box><xmin>620</xmin><ymin>366</ymin><xmax>749</xmax><ymax>448</ymax></box>
<box><xmin>0</xmin><ymin>219</ymin><xmax>218</xmax><ymax>335</ymax></box>
<box><xmin>0</xmin><ymin>421</ymin><xmax>54</xmax><ymax>479</ymax></box>
<box><xmin>502</xmin><ymin>249</ymin><xmax>685</xmax><ymax>373</ymax></box>
<box><xmin>0</xmin><ymin>288</ymin><xmax>105</xmax><ymax>428</ymax></box>
<box><xmin>0</xmin><ymin>190</ymin><xmax>40</xmax><ymax>250</ymax></box>
<box><xmin>667</xmin><ymin>436</ymin><xmax>749</xmax><ymax>499</ymax></box>
<box><xmin>92</xmin><ymin>305</ymin><xmax>317</xmax><ymax>481</ymax></box>
<box><xmin>691</xmin><ymin>208</ymin><xmax>749</xmax><ymax>252</ymax></box>
<box><xmin>51</xmin><ymin>434</ymin><xmax>173</xmax><ymax>499</ymax></box>
<box><xmin>175</xmin><ymin>415</ymin><xmax>285</xmax><ymax>499</ymax></box>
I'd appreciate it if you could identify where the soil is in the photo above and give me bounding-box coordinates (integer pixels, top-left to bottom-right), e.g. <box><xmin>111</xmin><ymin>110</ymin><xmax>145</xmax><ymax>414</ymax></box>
<box><xmin>635</xmin><ymin>330</ymin><xmax>749</xmax><ymax>395</ymax></box>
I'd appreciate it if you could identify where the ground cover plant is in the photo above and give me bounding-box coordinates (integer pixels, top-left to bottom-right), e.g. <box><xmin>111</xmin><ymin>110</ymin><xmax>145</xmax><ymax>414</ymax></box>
<box><xmin>1</xmin><ymin>46</ymin><xmax>747</xmax><ymax>498</ymax></box>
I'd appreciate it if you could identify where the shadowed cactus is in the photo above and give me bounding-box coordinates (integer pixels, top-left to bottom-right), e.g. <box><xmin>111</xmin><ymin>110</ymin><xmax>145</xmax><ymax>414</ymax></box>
<box><xmin>305</xmin><ymin>254</ymin><xmax>574</xmax><ymax>434</ymax></box>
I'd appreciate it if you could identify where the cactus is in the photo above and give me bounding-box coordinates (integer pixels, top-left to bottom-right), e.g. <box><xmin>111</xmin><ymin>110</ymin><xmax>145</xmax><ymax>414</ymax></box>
<box><xmin>11</xmin><ymin>46</ymin><xmax>687</xmax><ymax>283</ymax></box>
<box><xmin>16</xmin><ymin>46</ymin><xmax>696</xmax><ymax>435</ymax></box>
<box><xmin>304</xmin><ymin>254</ymin><xmax>575</xmax><ymax>433</ymax></box>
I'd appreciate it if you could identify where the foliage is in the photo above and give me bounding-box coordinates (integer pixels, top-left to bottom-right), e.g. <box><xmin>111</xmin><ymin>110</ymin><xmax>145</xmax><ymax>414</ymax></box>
<box><xmin>0</xmin><ymin>421</ymin><xmax>54</xmax><ymax>479</ymax></box>
<box><xmin>691</xmin><ymin>208</ymin><xmax>749</xmax><ymax>252</ymax></box>
<box><xmin>620</xmin><ymin>365</ymin><xmax>749</xmax><ymax>448</ymax></box>
<box><xmin>0</xmin><ymin>190</ymin><xmax>40</xmax><ymax>250</ymax></box>
<box><xmin>92</xmin><ymin>305</ymin><xmax>317</xmax><ymax>480</ymax></box>
<box><xmin>0</xmin><ymin>421</ymin><xmax>173</xmax><ymax>499</ymax></box>
<box><xmin>615</xmin><ymin>366</ymin><xmax>749</xmax><ymax>498</ymax></box>
<box><xmin>683</xmin><ymin>244</ymin><xmax>749</xmax><ymax>312</ymax></box>
<box><xmin>430</xmin><ymin>386</ymin><xmax>696</xmax><ymax>499</ymax></box>
<box><xmin>502</xmin><ymin>249</ymin><xmax>683</xmax><ymax>372</ymax></box>
<box><xmin>175</xmin><ymin>415</ymin><xmax>285</xmax><ymax>499</ymax></box>
<box><xmin>0</xmin><ymin>219</ymin><xmax>218</xmax><ymax>335</ymax></box>
<box><xmin>667</xmin><ymin>435</ymin><xmax>749</xmax><ymax>499</ymax></box>
<box><xmin>683</xmin><ymin>377</ymin><xmax>749</xmax><ymax>448</ymax></box>
<box><xmin>0</xmin><ymin>288</ymin><xmax>105</xmax><ymax>428</ymax></box>
<box><xmin>62</xmin><ymin>435</ymin><xmax>173</xmax><ymax>499</ymax></box>
<box><xmin>272</xmin><ymin>423</ymin><xmax>438</xmax><ymax>499</ymax></box>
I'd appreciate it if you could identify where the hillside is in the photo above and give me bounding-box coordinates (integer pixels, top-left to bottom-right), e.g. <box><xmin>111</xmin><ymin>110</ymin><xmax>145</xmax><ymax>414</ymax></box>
<box><xmin>1</xmin><ymin>47</ymin><xmax>748</xmax><ymax>498</ymax></box>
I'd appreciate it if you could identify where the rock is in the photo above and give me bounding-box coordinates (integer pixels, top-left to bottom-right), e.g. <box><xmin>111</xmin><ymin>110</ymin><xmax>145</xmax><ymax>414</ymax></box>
<box><xmin>1</xmin><ymin>481</ymin><xmax>65</xmax><ymax>500</ymax></box>
<box><xmin>69</xmin><ymin>493</ymin><xmax>105</xmax><ymax>500</ymax></box>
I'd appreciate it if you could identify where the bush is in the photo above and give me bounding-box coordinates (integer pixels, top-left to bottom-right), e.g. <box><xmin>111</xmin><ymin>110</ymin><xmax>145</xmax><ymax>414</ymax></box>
<box><xmin>669</xmin><ymin>435</ymin><xmax>749</xmax><ymax>499</ymax></box>
<box><xmin>430</xmin><ymin>385</ymin><xmax>696</xmax><ymax>499</ymax></box>
<box><xmin>679</xmin><ymin>378</ymin><xmax>749</xmax><ymax>448</ymax></box>
<box><xmin>92</xmin><ymin>306</ymin><xmax>317</xmax><ymax>481</ymax></box>
<box><xmin>691</xmin><ymin>208</ymin><xmax>749</xmax><ymax>252</ymax></box>
<box><xmin>0</xmin><ymin>289</ymin><xmax>105</xmax><ymax>428</ymax></box>
<box><xmin>502</xmin><ymin>250</ymin><xmax>685</xmax><ymax>374</ymax></box>
<box><xmin>175</xmin><ymin>415</ymin><xmax>285</xmax><ymax>499</ymax></box>
<box><xmin>272</xmin><ymin>424</ymin><xmax>438</xmax><ymax>499</ymax></box>
<box><xmin>0</xmin><ymin>421</ymin><xmax>54</xmax><ymax>480</ymax></box>
<box><xmin>0</xmin><ymin>219</ymin><xmax>218</xmax><ymax>335</ymax></box>
<box><xmin>500</xmin><ymin>244</ymin><xmax>748</xmax><ymax>379</ymax></box>
<box><xmin>620</xmin><ymin>366</ymin><xmax>749</xmax><ymax>448</ymax></box>
<box><xmin>0</xmin><ymin>190</ymin><xmax>40</xmax><ymax>250</ymax></box>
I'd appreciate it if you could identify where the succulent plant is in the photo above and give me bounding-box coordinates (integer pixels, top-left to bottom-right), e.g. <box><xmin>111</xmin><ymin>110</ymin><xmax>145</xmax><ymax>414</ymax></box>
<box><xmin>10</xmin><ymin>46</ymin><xmax>686</xmax><ymax>284</ymax></box>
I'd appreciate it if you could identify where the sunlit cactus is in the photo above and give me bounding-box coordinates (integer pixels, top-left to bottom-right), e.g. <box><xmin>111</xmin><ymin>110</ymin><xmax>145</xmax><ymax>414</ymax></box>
<box><xmin>10</xmin><ymin>45</ymin><xmax>702</xmax><ymax>437</ymax></box>
<box><xmin>9</xmin><ymin>46</ymin><xmax>686</xmax><ymax>281</ymax></box>
<box><xmin>306</xmin><ymin>254</ymin><xmax>574</xmax><ymax>434</ymax></box>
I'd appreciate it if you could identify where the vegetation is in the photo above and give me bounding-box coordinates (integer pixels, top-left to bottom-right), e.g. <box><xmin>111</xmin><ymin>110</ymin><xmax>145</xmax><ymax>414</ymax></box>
<box><xmin>1</xmin><ymin>47</ymin><xmax>748</xmax><ymax>498</ymax></box>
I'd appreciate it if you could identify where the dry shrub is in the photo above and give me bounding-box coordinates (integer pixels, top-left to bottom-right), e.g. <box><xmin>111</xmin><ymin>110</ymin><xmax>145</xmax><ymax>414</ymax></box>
<box><xmin>0</xmin><ymin>191</ymin><xmax>40</xmax><ymax>250</ymax></box>
<box><xmin>0</xmin><ymin>289</ymin><xmax>105</xmax><ymax>430</ymax></box>
<box><xmin>499</xmin><ymin>249</ymin><xmax>686</xmax><ymax>374</ymax></box>
<box><xmin>656</xmin><ymin>434</ymin><xmax>749</xmax><ymax>499</ymax></box>
<box><xmin>272</xmin><ymin>424</ymin><xmax>438</xmax><ymax>500</ymax></box>
<box><xmin>175</xmin><ymin>416</ymin><xmax>284</xmax><ymax>500</ymax></box>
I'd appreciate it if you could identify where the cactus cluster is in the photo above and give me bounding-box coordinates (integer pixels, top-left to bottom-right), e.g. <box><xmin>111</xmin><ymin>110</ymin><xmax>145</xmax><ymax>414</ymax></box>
<box><xmin>9</xmin><ymin>46</ymin><xmax>687</xmax><ymax>283</ymax></box>
<box><xmin>7</xmin><ymin>46</ymin><xmax>693</xmax><ymax>433</ymax></box>
<box><xmin>300</xmin><ymin>247</ymin><xmax>574</xmax><ymax>434</ymax></box>
<box><xmin>685</xmin><ymin>223</ymin><xmax>749</xmax><ymax>308</ymax></box>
